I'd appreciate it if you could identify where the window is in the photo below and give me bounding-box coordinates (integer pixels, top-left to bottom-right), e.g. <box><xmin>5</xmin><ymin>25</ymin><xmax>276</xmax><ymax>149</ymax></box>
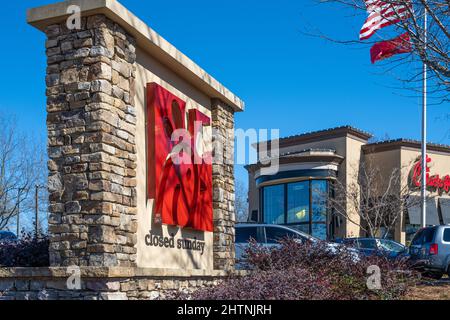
<box><xmin>235</xmin><ymin>227</ymin><xmax>258</xmax><ymax>243</ymax></box>
<box><xmin>423</xmin><ymin>228</ymin><xmax>436</xmax><ymax>244</ymax></box>
<box><xmin>289</xmin><ymin>224</ymin><xmax>310</xmax><ymax>234</ymax></box>
<box><xmin>411</xmin><ymin>229</ymin><xmax>424</xmax><ymax>246</ymax></box>
<box><xmin>311</xmin><ymin>180</ymin><xmax>328</xmax><ymax>239</ymax></box>
<box><xmin>265</xmin><ymin>227</ymin><xmax>306</xmax><ymax>244</ymax></box>
<box><xmin>358</xmin><ymin>239</ymin><xmax>377</xmax><ymax>249</ymax></box>
<box><xmin>287</xmin><ymin>182</ymin><xmax>309</xmax><ymax>224</ymax></box>
<box><xmin>263</xmin><ymin>185</ymin><xmax>285</xmax><ymax>224</ymax></box>
<box><xmin>261</xmin><ymin>180</ymin><xmax>331</xmax><ymax>240</ymax></box>
<box><xmin>411</xmin><ymin>228</ymin><xmax>436</xmax><ymax>245</ymax></box>
<box><xmin>443</xmin><ymin>228</ymin><xmax>450</xmax><ymax>242</ymax></box>
<box><xmin>379</xmin><ymin>240</ymin><xmax>405</xmax><ymax>253</ymax></box>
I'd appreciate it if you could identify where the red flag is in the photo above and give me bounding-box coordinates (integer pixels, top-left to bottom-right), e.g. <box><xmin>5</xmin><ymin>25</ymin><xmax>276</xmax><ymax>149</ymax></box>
<box><xmin>370</xmin><ymin>32</ymin><xmax>412</xmax><ymax>64</ymax></box>
<box><xmin>360</xmin><ymin>0</ymin><xmax>411</xmax><ymax>40</ymax></box>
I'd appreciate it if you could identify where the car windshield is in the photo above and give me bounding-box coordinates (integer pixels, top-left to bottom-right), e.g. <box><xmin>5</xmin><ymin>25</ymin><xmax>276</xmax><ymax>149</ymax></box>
<box><xmin>379</xmin><ymin>240</ymin><xmax>405</xmax><ymax>253</ymax></box>
<box><xmin>265</xmin><ymin>226</ymin><xmax>309</xmax><ymax>244</ymax></box>
<box><xmin>235</xmin><ymin>227</ymin><xmax>258</xmax><ymax>243</ymax></box>
<box><xmin>357</xmin><ymin>239</ymin><xmax>377</xmax><ymax>249</ymax></box>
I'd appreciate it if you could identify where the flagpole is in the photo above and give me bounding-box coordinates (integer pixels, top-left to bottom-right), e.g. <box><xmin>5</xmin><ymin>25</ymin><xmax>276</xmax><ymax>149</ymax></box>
<box><xmin>421</xmin><ymin>4</ymin><xmax>427</xmax><ymax>229</ymax></box>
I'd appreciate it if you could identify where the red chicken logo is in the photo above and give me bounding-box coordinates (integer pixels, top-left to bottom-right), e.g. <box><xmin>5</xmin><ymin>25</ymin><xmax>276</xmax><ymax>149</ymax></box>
<box><xmin>147</xmin><ymin>83</ymin><xmax>213</xmax><ymax>232</ymax></box>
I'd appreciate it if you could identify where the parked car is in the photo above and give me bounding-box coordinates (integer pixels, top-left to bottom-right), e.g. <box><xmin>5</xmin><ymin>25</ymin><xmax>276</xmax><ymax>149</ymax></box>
<box><xmin>409</xmin><ymin>225</ymin><xmax>450</xmax><ymax>280</ymax></box>
<box><xmin>235</xmin><ymin>224</ymin><xmax>360</xmax><ymax>267</ymax></box>
<box><xmin>0</xmin><ymin>231</ymin><xmax>18</xmax><ymax>244</ymax></box>
<box><xmin>335</xmin><ymin>237</ymin><xmax>408</xmax><ymax>260</ymax></box>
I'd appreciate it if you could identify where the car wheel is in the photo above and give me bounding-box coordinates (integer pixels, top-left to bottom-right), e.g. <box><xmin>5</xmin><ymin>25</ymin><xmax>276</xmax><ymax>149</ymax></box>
<box><xmin>423</xmin><ymin>272</ymin><xmax>443</xmax><ymax>280</ymax></box>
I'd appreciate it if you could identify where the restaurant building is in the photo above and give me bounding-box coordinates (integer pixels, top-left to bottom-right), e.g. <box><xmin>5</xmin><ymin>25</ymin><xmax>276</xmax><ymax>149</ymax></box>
<box><xmin>246</xmin><ymin>126</ymin><xmax>450</xmax><ymax>244</ymax></box>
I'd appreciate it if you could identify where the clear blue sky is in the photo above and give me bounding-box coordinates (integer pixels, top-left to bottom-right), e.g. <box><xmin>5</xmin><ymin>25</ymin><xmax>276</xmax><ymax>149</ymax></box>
<box><xmin>0</xmin><ymin>0</ymin><xmax>448</xmax><ymax>187</ymax></box>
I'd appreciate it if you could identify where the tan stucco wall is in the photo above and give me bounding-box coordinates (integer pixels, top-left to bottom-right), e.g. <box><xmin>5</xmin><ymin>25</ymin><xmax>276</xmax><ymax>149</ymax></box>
<box><xmin>134</xmin><ymin>46</ymin><xmax>214</xmax><ymax>270</ymax></box>
<box><xmin>364</xmin><ymin>149</ymin><xmax>403</xmax><ymax>241</ymax></box>
<box><xmin>342</xmin><ymin>137</ymin><xmax>368</xmax><ymax>238</ymax></box>
<box><xmin>363</xmin><ymin>147</ymin><xmax>450</xmax><ymax>244</ymax></box>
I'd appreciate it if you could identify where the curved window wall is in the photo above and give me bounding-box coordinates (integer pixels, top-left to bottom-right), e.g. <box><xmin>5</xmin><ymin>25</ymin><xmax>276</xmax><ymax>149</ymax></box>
<box><xmin>260</xmin><ymin>180</ymin><xmax>331</xmax><ymax>240</ymax></box>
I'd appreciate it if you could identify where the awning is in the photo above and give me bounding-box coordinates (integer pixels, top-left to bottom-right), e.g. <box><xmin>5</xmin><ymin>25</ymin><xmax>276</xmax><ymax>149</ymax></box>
<box><xmin>438</xmin><ymin>198</ymin><xmax>450</xmax><ymax>225</ymax></box>
<box><xmin>407</xmin><ymin>197</ymin><xmax>440</xmax><ymax>226</ymax></box>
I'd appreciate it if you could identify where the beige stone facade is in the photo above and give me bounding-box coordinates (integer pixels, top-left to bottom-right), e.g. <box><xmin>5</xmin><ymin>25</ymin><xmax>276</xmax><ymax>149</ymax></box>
<box><xmin>247</xmin><ymin>126</ymin><xmax>450</xmax><ymax>244</ymax></box>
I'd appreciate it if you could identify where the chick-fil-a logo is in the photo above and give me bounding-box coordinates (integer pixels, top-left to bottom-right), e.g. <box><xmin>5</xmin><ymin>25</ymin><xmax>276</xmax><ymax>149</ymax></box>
<box><xmin>411</xmin><ymin>155</ymin><xmax>450</xmax><ymax>194</ymax></box>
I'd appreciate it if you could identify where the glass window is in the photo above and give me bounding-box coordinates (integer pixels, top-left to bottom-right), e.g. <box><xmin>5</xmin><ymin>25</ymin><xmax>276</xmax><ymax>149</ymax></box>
<box><xmin>443</xmin><ymin>229</ymin><xmax>450</xmax><ymax>242</ymax></box>
<box><xmin>287</xmin><ymin>182</ymin><xmax>309</xmax><ymax>224</ymax></box>
<box><xmin>311</xmin><ymin>223</ymin><xmax>327</xmax><ymax>240</ymax></box>
<box><xmin>263</xmin><ymin>185</ymin><xmax>285</xmax><ymax>224</ymax></box>
<box><xmin>235</xmin><ymin>227</ymin><xmax>258</xmax><ymax>243</ymax></box>
<box><xmin>260</xmin><ymin>179</ymin><xmax>332</xmax><ymax>240</ymax></box>
<box><xmin>379</xmin><ymin>240</ymin><xmax>405</xmax><ymax>253</ymax></box>
<box><xmin>289</xmin><ymin>224</ymin><xmax>310</xmax><ymax>234</ymax></box>
<box><xmin>311</xmin><ymin>180</ymin><xmax>328</xmax><ymax>223</ymax></box>
<box><xmin>411</xmin><ymin>229</ymin><xmax>424</xmax><ymax>245</ymax></box>
<box><xmin>358</xmin><ymin>239</ymin><xmax>377</xmax><ymax>249</ymax></box>
<box><xmin>423</xmin><ymin>228</ymin><xmax>436</xmax><ymax>244</ymax></box>
<box><xmin>265</xmin><ymin>227</ymin><xmax>306</xmax><ymax>244</ymax></box>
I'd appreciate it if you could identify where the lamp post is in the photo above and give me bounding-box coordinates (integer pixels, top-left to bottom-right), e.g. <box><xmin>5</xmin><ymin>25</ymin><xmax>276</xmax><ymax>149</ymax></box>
<box><xmin>420</xmin><ymin>6</ymin><xmax>428</xmax><ymax>229</ymax></box>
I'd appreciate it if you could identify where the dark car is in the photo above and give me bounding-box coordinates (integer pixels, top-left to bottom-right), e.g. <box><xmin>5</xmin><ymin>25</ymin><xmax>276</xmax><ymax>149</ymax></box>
<box><xmin>335</xmin><ymin>237</ymin><xmax>408</xmax><ymax>260</ymax></box>
<box><xmin>0</xmin><ymin>231</ymin><xmax>18</xmax><ymax>244</ymax></box>
<box><xmin>235</xmin><ymin>224</ymin><xmax>360</xmax><ymax>269</ymax></box>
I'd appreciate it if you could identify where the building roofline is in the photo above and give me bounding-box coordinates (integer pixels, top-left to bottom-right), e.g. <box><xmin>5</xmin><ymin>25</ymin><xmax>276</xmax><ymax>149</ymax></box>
<box><xmin>363</xmin><ymin>138</ymin><xmax>450</xmax><ymax>154</ymax></box>
<box><xmin>255</xmin><ymin>126</ymin><xmax>373</xmax><ymax>149</ymax></box>
<box><xmin>27</xmin><ymin>0</ymin><xmax>244</xmax><ymax>112</ymax></box>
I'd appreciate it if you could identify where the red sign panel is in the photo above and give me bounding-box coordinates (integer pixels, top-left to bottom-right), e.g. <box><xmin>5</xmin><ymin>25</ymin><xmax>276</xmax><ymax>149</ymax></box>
<box><xmin>147</xmin><ymin>83</ymin><xmax>213</xmax><ymax>232</ymax></box>
<box><xmin>411</xmin><ymin>155</ymin><xmax>450</xmax><ymax>194</ymax></box>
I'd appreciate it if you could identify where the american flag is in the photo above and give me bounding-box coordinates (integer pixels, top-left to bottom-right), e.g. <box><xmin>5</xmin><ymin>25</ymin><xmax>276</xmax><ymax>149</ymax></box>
<box><xmin>360</xmin><ymin>0</ymin><xmax>411</xmax><ymax>40</ymax></box>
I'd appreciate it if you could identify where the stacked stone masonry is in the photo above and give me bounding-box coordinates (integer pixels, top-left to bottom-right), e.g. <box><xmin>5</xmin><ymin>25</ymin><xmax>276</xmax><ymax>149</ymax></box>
<box><xmin>0</xmin><ymin>270</ymin><xmax>226</xmax><ymax>300</ymax></box>
<box><xmin>211</xmin><ymin>99</ymin><xmax>236</xmax><ymax>271</ymax></box>
<box><xmin>45</xmin><ymin>14</ymin><xmax>138</xmax><ymax>267</ymax></box>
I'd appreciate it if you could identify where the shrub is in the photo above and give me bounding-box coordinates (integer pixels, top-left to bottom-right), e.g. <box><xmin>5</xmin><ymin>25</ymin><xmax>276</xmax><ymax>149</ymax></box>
<box><xmin>0</xmin><ymin>233</ymin><xmax>49</xmax><ymax>267</ymax></box>
<box><xmin>185</xmin><ymin>239</ymin><xmax>419</xmax><ymax>300</ymax></box>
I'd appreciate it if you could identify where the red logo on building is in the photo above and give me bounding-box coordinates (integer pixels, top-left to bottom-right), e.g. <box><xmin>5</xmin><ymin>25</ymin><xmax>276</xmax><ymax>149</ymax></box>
<box><xmin>147</xmin><ymin>83</ymin><xmax>213</xmax><ymax>232</ymax></box>
<box><xmin>411</xmin><ymin>155</ymin><xmax>450</xmax><ymax>194</ymax></box>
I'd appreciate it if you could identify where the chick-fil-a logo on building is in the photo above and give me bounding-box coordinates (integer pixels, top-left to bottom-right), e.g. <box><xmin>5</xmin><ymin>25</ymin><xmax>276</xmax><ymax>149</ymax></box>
<box><xmin>411</xmin><ymin>155</ymin><xmax>450</xmax><ymax>194</ymax></box>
